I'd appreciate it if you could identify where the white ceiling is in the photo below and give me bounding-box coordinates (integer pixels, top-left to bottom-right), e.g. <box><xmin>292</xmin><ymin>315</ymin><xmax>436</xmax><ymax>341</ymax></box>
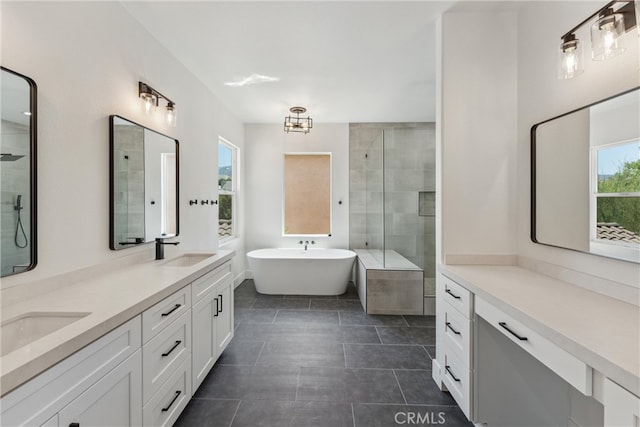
<box><xmin>121</xmin><ymin>1</ymin><xmax>457</xmax><ymax>124</ymax></box>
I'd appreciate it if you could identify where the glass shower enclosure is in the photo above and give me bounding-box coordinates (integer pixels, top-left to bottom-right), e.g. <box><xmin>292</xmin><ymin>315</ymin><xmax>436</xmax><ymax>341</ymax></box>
<box><xmin>350</xmin><ymin>123</ymin><xmax>436</xmax><ymax>305</ymax></box>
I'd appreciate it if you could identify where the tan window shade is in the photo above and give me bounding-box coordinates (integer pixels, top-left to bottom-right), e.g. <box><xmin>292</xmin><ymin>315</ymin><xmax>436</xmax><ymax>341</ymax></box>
<box><xmin>284</xmin><ymin>154</ymin><xmax>331</xmax><ymax>235</ymax></box>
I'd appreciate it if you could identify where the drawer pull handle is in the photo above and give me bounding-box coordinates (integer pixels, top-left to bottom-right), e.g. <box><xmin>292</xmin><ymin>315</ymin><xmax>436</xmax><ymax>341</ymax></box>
<box><xmin>161</xmin><ymin>390</ymin><xmax>182</xmax><ymax>412</ymax></box>
<box><xmin>218</xmin><ymin>294</ymin><xmax>223</xmax><ymax>313</ymax></box>
<box><xmin>499</xmin><ymin>322</ymin><xmax>528</xmax><ymax>341</ymax></box>
<box><xmin>445</xmin><ymin>289</ymin><xmax>461</xmax><ymax>300</ymax></box>
<box><xmin>214</xmin><ymin>297</ymin><xmax>219</xmax><ymax>317</ymax></box>
<box><xmin>69</xmin><ymin>423</ymin><xmax>80</xmax><ymax>427</ymax></box>
<box><xmin>162</xmin><ymin>340</ymin><xmax>182</xmax><ymax>357</ymax></box>
<box><xmin>445</xmin><ymin>365</ymin><xmax>461</xmax><ymax>382</ymax></box>
<box><xmin>161</xmin><ymin>303</ymin><xmax>181</xmax><ymax>317</ymax></box>
<box><xmin>446</xmin><ymin>322</ymin><xmax>461</xmax><ymax>335</ymax></box>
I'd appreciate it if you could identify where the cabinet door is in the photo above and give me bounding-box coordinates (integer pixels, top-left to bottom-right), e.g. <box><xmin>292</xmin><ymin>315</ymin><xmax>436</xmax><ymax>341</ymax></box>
<box><xmin>215</xmin><ymin>278</ymin><xmax>234</xmax><ymax>356</ymax></box>
<box><xmin>191</xmin><ymin>293</ymin><xmax>217</xmax><ymax>394</ymax></box>
<box><xmin>58</xmin><ymin>350</ymin><xmax>142</xmax><ymax>427</ymax></box>
<box><xmin>604</xmin><ymin>378</ymin><xmax>640</xmax><ymax>427</ymax></box>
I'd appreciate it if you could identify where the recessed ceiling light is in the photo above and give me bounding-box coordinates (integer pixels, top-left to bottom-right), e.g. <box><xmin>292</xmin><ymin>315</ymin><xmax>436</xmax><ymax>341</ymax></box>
<box><xmin>224</xmin><ymin>73</ymin><xmax>280</xmax><ymax>87</ymax></box>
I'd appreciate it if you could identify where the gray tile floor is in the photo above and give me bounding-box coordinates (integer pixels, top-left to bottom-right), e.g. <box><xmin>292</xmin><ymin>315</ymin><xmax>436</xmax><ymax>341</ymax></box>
<box><xmin>174</xmin><ymin>280</ymin><xmax>472</xmax><ymax>427</ymax></box>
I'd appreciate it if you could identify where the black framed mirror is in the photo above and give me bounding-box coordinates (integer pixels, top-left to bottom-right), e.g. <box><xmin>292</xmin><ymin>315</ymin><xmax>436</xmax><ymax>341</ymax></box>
<box><xmin>1</xmin><ymin>67</ymin><xmax>37</xmax><ymax>277</ymax></box>
<box><xmin>109</xmin><ymin>115</ymin><xmax>179</xmax><ymax>250</ymax></box>
<box><xmin>531</xmin><ymin>87</ymin><xmax>640</xmax><ymax>263</ymax></box>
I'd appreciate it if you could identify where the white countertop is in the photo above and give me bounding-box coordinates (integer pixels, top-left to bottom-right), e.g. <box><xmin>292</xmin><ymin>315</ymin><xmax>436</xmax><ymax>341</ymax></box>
<box><xmin>0</xmin><ymin>250</ymin><xmax>234</xmax><ymax>397</ymax></box>
<box><xmin>442</xmin><ymin>265</ymin><xmax>639</xmax><ymax>396</ymax></box>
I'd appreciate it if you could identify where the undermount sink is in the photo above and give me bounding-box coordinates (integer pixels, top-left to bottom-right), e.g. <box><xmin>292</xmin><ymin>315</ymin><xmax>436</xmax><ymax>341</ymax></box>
<box><xmin>1</xmin><ymin>312</ymin><xmax>90</xmax><ymax>356</ymax></box>
<box><xmin>162</xmin><ymin>253</ymin><xmax>214</xmax><ymax>267</ymax></box>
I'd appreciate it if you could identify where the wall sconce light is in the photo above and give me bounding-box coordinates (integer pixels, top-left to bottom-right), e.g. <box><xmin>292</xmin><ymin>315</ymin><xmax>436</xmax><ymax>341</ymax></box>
<box><xmin>558</xmin><ymin>0</ymin><xmax>637</xmax><ymax>80</ymax></box>
<box><xmin>284</xmin><ymin>106</ymin><xmax>313</xmax><ymax>134</ymax></box>
<box><xmin>138</xmin><ymin>82</ymin><xmax>178</xmax><ymax>127</ymax></box>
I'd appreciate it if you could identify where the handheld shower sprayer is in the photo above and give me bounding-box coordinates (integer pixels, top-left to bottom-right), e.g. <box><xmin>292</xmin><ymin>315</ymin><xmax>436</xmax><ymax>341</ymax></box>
<box><xmin>14</xmin><ymin>194</ymin><xmax>27</xmax><ymax>248</ymax></box>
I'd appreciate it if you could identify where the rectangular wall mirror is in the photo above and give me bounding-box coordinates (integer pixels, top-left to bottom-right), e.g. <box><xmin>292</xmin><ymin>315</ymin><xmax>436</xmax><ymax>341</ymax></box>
<box><xmin>283</xmin><ymin>153</ymin><xmax>331</xmax><ymax>236</ymax></box>
<box><xmin>109</xmin><ymin>115</ymin><xmax>179</xmax><ymax>250</ymax></box>
<box><xmin>1</xmin><ymin>67</ymin><xmax>37</xmax><ymax>277</ymax></box>
<box><xmin>531</xmin><ymin>87</ymin><xmax>639</xmax><ymax>263</ymax></box>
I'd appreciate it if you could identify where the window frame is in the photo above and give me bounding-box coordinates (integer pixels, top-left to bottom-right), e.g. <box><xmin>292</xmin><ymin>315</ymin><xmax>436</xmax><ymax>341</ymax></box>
<box><xmin>218</xmin><ymin>137</ymin><xmax>238</xmax><ymax>243</ymax></box>
<box><xmin>589</xmin><ymin>138</ymin><xmax>640</xmax><ymax>262</ymax></box>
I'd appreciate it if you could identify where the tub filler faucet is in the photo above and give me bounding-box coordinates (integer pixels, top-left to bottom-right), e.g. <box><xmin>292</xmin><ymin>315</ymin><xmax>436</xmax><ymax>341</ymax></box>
<box><xmin>299</xmin><ymin>240</ymin><xmax>315</xmax><ymax>251</ymax></box>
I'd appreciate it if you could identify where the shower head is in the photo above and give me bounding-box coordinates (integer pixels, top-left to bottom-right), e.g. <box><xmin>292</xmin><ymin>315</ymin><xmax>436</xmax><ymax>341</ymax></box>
<box><xmin>0</xmin><ymin>153</ymin><xmax>25</xmax><ymax>162</ymax></box>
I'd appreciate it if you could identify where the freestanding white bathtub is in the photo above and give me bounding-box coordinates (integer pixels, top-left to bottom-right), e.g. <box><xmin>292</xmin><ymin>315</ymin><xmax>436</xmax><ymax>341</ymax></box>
<box><xmin>246</xmin><ymin>248</ymin><xmax>356</xmax><ymax>295</ymax></box>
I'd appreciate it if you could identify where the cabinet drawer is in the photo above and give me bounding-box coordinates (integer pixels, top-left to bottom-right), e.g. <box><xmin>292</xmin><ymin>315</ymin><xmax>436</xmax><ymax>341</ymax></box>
<box><xmin>442</xmin><ymin>347</ymin><xmax>471</xmax><ymax>419</ymax></box>
<box><xmin>143</xmin><ymin>357</ymin><xmax>191</xmax><ymax>427</ymax></box>
<box><xmin>142</xmin><ymin>287</ymin><xmax>191</xmax><ymax>343</ymax></box>
<box><xmin>191</xmin><ymin>261</ymin><xmax>232</xmax><ymax>304</ymax></box>
<box><xmin>476</xmin><ymin>297</ymin><xmax>592</xmax><ymax>396</ymax></box>
<box><xmin>443</xmin><ymin>302</ymin><xmax>472</xmax><ymax>368</ymax></box>
<box><xmin>442</xmin><ymin>275</ymin><xmax>473</xmax><ymax>318</ymax></box>
<box><xmin>143</xmin><ymin>310</ymin><xmax>191</xmax><ymax>404</ymax></box>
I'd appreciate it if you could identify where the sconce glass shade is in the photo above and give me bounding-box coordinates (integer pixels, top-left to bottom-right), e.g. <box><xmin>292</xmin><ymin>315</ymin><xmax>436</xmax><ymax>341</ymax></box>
<box><xmin>140</xmin><ymin>92</ymin><xmax>157</xmax><ymax>114</ymax></box>
<box><xmin>591</xmin><ymin>9</ymin><xmax>626</xmax><ymax>60</ymax></box>
<box><xmin>558</xmin><ymin>35</ymin><xmax>584</xmax><ymax>79</ymax></box>
<box><xmin>166</xmin><ymin>102</ymin><xmax>177</xmax><ymax>127</ymax></box>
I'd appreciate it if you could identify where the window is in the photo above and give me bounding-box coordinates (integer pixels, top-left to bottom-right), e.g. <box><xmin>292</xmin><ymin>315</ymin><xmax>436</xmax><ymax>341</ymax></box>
<box><xmin>590</xmin><ymin>139</ymin><xmax>640</xmax><ymax>261</ymax></box>
<box><xmin>218</xmin><ymin>137</ymin><xmax>237</xmax><ymax>241</ymax></box>
<box><xmin>283</xmin><ymin>153</ymin><xmax>331</xmax><ymax>235</ymax></box>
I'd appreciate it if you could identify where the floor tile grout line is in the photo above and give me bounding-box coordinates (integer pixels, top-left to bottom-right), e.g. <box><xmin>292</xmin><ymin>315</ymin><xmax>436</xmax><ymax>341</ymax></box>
<box><xmin>227</xmin><ymin>399</ymin><xmax>242</xmax><ymax>427</ymax></box>
<box><xmin>392</xmin><ymin>369</ymin><xmax>409</xmax><ymax>405</ymax></box>
<box><xmin>343</xmin><ymin>342</ymin><xmax>348</xmax><ymax>368</ymax></box>
<box><xmin>294</xmin><ymin>367</ymin><xmax>302</xmax><ymax>402</ymax></box>
<box><xmin>351</xmin><ymin>403</ymin><xmax>357</xmax><ymax>427</ymax></box>
<box><xmin>253</xmin><ymin>341</ymin><xmax>267</xmax><ymax>366</ymax></box>
<box><xmin>374</xmin><ymin>326</ymin><xmax>384</xmax><ymax>344</ymax></box>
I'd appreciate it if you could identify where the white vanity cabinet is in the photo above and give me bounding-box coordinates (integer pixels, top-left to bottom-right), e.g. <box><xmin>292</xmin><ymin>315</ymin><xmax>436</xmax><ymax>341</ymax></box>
<box><xmin>0</xmin><ymin>317</ymin><xmax>142</xmax><ymax>427</ymax></box>
<box><xmin>0</xmin><ymin>252</ymin><xmax>236</xmax><ymax>427</ymax></box>
<box><xmin>191</xmin><ymin>260</ymin><xmax>234</xmax><ymax>393</ymax></box>
<box><xmin>436</xmin><ymin>265</ymin><xmax>640</xmax><ymax>427</ymax></box>
<box><xmin>435</xmin><ymin>274</ymin><xmax>474</xmax><ymax>419</ymax></box>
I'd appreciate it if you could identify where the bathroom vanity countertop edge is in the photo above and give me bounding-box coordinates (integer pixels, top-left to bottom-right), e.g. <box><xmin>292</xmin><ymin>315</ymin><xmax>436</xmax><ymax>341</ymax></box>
<box><xmin>442</xmin><ymin>264</ymin><xmax>640</xmax><ymax>397</ymax></box>
<box><xmin>0</xmin><ymin>249</ymin><xmax>235</xmax><ymax>397</ymax></box>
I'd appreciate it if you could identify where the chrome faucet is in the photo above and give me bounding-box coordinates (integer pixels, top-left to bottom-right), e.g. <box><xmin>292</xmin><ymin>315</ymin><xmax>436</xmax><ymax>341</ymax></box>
<box><xmin>155</xmin><ymin>237</ymin><xmax>180</xmax><ymax>260</ymax></box>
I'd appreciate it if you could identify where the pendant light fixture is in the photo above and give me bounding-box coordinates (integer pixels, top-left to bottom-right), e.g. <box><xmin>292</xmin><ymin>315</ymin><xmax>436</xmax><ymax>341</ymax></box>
<box><xmin>557</xmin><ymin>1</ymin><xmax>637</xmax><ymax>80</ymax></box>
<box><xmin>284</xmin><ymin>106</ymin><xmax>313</xmax><ymax>134</ymax></box>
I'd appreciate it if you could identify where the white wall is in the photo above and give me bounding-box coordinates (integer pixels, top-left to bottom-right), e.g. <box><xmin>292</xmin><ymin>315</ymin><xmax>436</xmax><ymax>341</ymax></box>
<box><xmin>517</xmin><ymin>1</ymin><xmax>640</xmax><ymax>289</ymax></box>
<box><xmin>438</xmin><ymin>11</ymin><xmax>519</xmax><ymax>260</ymax></box>
<box><xmin>1</xmin><ymin>2</ymin><xmax>245</xmax><ymax>288</ymax></box>
<box><xmin>244</xmin><ymin>123</ymin><xmax>349</xmax><ymax>268</ymax></box>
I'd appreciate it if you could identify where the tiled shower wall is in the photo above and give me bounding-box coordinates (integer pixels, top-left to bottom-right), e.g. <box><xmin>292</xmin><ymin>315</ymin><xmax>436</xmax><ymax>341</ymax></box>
<box><xmin>113</xmin><ymin>124</ymin><xmax>145</xmax><ymax>246</ymax></box>
<box><xmin>349</xmin><ymin>123</ymin><xmax>436</xmax><ymax>299</ymax></box>
<box><xmin>0</xmin><ymin>121</ymin><xmax>31</xmax><ymax>276</ymax></box>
